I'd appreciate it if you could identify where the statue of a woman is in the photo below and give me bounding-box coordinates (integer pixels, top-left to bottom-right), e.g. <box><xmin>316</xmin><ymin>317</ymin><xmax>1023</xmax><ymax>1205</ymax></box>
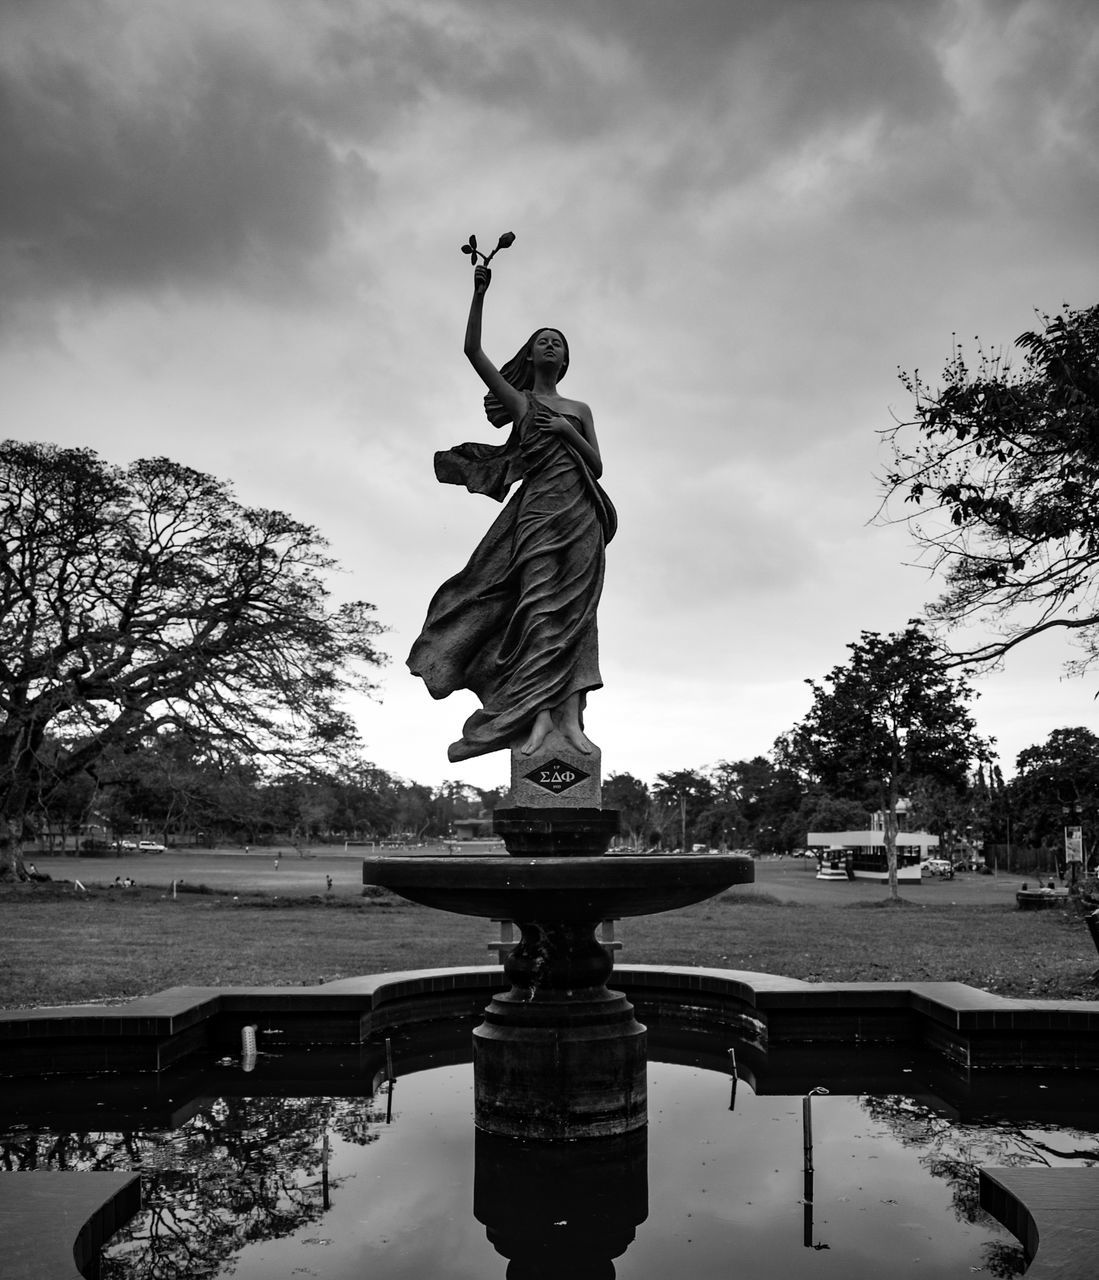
<box><xmin>407</xmin><ymin>264</ymin><xmax>617</xmax><ymax>763</ymax></box>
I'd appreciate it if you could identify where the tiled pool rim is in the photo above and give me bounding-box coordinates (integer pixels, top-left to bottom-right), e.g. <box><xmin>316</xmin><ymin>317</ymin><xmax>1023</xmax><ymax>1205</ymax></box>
<box><xmin>3</xmin><ymin>963</ymin><xmax>1099</xmax><ymax>1278</ymax></box>
<box><xmin>5</xmin><ymin>964</ymin><xmax>1099</xmax><ymax>1076</ymax></box>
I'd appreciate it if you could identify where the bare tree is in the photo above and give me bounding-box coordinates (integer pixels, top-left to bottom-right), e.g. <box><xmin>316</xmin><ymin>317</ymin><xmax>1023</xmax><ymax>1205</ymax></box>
<box><xmin>0</xmin><ymin>441</ymin><xmax>386</xmax><ymax>876</ymax></box>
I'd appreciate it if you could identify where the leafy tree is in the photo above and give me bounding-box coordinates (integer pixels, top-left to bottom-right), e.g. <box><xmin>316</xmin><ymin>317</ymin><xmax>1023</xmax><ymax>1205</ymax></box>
<box><xmin>796</xmin><ymin>793</ymin><xmax>871</xmax><ymax>845</ymax></box>
<box><xmin>652</xmin><ymin>769</ymin><xmax>714</xmax><ymax>850</ymax></box>
<box><xmin>700</xmin><ymin>761</ymin><xmax>749</xmax><ymax>849</ymax></box>
<box><xmin>603</xmin><ymin>772</ymin><xmax>651</xmax><ymax>849</ymax></box>
<box><xmin>771</xmin><ymin>734</ymin><xmax>866</xmax><ymax>850</ymax></box>
<box><xmin>334</xmin><ymin>762</ymin><xmax>404</xmax><ymax>842</ymax></box>
<box><xmin>0</xmin><ymin>441</ymin><xmax>386</xmax><ymax>877</ymax></box>
<box><xmin>710</xmin><ymin>754</ymin><xmax>807</xmax><ymax>851</ymax></box>
<box><xmin>89</xmin><ymin>730</ymin><xmax>243</xmax><ymax>846</ymax></box>
<box><xmin>192</xmin><ymin>755</ymin><xmax>273</xmax><ymax>845</ymax></box>
<box><xmin>1008</xmin><ymin>726</ymin><xmax>1099</xmax><ymax>869</ymax></box>
<box><xmin>14</xmin><ymin>735</ymin><xmax>99</xmax><ymax>851</ymax></box>
<box><xmin>395</xmin><ymin>780</ymin><xmax>435</xmax><ymax>840</ymax></box>
<box><xmin>788</xmin><ymin>623</ymin><xmax>986</xmax><ymax>897</ymax></box>
<box><xmin>882</xmin><ymin>302</ymin><xmax>1099</xmax><ymax>670</ymax></box>
<box><xmin>905</xmin><ymin>774</ymin><xmax>984</xmax><ymax>864</ymax></box>
<box><xmin>424</xmin><ymin>780</ymin><xmax>480</xmax><ymax>841</ymax></box>
<box><xmin>476</xmin><ymin>785</ymin><xmax>508</xmax><ymax>812</ymax></box>
<box><xmin>263</xmin><ymin>773</ymin><xmax>340</xmax><ymax>843</ymax></box>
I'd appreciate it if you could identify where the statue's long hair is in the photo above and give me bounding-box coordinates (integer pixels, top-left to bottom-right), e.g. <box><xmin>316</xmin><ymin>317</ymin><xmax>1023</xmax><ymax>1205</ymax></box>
<box><xmin>483</xmin><ymin>328</ymin><xmax>569</xmax><ymax>427</ymax></box>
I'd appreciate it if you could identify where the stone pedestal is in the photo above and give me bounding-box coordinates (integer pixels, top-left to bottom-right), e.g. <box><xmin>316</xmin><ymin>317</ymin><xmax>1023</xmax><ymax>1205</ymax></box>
<box><xmin>509</xmin><ymin>728</ymin><xmax>602</xmax><ymax>808</ymax></box>
<box><xmin>496</xmin><ymin>726</ymin><xmax>617</xmax><ymax>857</ymax></box>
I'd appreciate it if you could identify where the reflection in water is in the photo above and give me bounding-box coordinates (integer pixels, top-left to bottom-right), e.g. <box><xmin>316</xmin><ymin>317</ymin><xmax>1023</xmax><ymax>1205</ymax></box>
<box><xmin>859</xmin><ymin>1093</ymin><xmax>1099</xmax><ymax>1279</ymax></box>
<box><xmin>2</xmin><ymin>1094</ymin><xmax>387</xmax><ymax>1278</ymax></box>
<box><xmin>8</xmin><ymin>1048</ymin><xmax>1099</xmax><ymax>1278</ymax></box>
<box><xmin>475</xmin><ymin>1126</ymin><xmax>648</xmax><ymax>1279</ymax></box>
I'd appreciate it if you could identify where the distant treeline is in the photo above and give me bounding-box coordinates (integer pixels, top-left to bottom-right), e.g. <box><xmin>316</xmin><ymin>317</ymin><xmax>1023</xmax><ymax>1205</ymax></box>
<box><xmin>22</xmin><ymin>726</ymin><xmax>1099</xmax><ymax>866</ymax></box>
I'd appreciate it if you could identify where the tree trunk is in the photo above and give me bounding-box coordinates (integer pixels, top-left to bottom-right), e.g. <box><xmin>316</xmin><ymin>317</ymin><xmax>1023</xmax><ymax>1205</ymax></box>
<box><xmin>882</xmin><ymin>781</ymin><xmax>899</xmax><ymax>900</ymax></box>
<box><xmin>1</xmin><ymin>814</ymin><xmax>28</xmax><ymax>881</ymax></box>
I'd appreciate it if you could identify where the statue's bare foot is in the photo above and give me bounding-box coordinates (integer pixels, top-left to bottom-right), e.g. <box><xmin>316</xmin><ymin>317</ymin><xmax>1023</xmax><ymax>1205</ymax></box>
<box><xmin>521</xmin><ymin>710</ymin><xmax>555</xmax><ymax>756</ymax></box>
<box><xmin>558</xmin><ymin>720</ymin><xmax>594</xmax><ymax>755</ymax></box>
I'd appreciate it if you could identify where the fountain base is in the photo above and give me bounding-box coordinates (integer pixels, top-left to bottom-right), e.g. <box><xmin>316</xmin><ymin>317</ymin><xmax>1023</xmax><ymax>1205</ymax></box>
<box><xmin>473</xmin><ymin>916</ymin><xmax>646</xmax><ymax>1138</ymax></box>
<box><xmin>474</xmin><ymin>990</ymin><xmax>646</xmax><ymax>1139</ymax></box>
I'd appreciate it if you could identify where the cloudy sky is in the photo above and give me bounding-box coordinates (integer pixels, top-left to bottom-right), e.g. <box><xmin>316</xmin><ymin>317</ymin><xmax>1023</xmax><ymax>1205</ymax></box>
<box><xmin>3</xmin><ymin>0</ymin><xmax>1099</xmax><ymax>793</ymax></box>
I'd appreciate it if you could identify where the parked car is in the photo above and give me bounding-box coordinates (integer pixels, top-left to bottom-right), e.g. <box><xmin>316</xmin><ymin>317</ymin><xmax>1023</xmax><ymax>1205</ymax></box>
<box><xmin>920</xmin><ymin>857</ymin><xmax>953</xmax><ymax>876</ymax></box>
<box><xmin>138</xmin><ymin>840</ymin><xmax>166</xmax><ymax>853</ymax></box>
<box><xmin>113</xmin><ymin>839</ymin><xmax>138</xmax><ymax>851</ymax></box>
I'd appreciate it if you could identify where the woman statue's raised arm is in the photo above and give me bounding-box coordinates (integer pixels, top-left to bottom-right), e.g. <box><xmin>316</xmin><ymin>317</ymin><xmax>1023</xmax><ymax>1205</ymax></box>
<box><xmin>464</xmin><ymin>265</ymin><xmax>526</xmax><ymax>426</ymax></box>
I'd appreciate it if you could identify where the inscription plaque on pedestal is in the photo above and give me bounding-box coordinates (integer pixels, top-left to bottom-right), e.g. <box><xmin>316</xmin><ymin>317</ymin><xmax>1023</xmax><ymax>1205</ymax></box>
<box><xmin>524</xmin><ymin>758</ymin><xmax>591</xmax><ymax>796</ymax></box>
<box><xmin>510</xmin><ymin>730</ymin><xmax>602</xmax><ymax>808</ymax></box>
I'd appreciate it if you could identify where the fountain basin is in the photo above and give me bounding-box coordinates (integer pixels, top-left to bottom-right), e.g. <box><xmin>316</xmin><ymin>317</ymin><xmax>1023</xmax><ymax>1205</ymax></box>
<box><xmin>362</xmin><ymin>851</ymin><xmax>752</xmax><ymax>1137</ymax></box>
<box><xmin>361</xmin><ymin>852</ymin><xmax>754</xmax><ymax>920</ymax></box>
<box><xmin>5</xmin><ymin>1002</ymin><xmax>1099</xmax><ymax>1279</ymax></box>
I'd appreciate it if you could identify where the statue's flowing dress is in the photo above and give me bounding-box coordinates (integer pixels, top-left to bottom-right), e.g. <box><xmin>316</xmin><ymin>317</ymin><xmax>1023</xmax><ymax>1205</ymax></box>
<box><xmin>407</xmin><ymin>392</ymin><xmax>617</xmax><ymax>762</ymax></box>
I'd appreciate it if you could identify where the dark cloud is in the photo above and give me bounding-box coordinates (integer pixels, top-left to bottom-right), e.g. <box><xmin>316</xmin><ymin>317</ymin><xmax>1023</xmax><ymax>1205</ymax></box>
<box><xmin>0</xmin><ymin>3</ymin><xmax>394</xmax><ymax>303</ymax></box>
<box><xmin>0</xmin><ymin>0</ymin><xmax>639</xmax><ymax>308</ymax></box>
<box><xmin>608</xmin><ymin>9</ymin><xmax>956</xmax><ymax>216</ymax></box>
<box><xmin>0</xmin><ymin>0</ymin><xmax>948</xmax><ymax>313</ymax></box>
<box><xmin>6</xmin><ymin>0</ymin><xmax>1096</xmax><ymax>316</ymax></box>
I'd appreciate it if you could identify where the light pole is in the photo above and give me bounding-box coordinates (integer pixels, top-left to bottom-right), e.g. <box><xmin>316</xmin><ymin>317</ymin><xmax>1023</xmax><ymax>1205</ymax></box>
<box><xmin>1057</xmin><ymin>780</ymin><xmax>1084</xmax><ymax>890</ymax></box>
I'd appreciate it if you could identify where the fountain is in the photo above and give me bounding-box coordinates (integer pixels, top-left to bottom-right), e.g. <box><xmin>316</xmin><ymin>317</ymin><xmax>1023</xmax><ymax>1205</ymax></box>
<box><xmin>363</xmin><ymin>736</ymin><xmax>753</xmax><ymax>1139</ymax></box>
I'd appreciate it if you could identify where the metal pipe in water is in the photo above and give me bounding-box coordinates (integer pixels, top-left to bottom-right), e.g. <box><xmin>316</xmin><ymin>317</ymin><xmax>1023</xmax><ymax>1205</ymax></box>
<box><xmin>802</xmin><ymin>1095</ymin><xmax>813</xmax><ymax>1173</ymax></box>
<box><xmin>385</xmin><ymin>1036</ymin><xmax>396</xmax><ymax>1124</ymax></box>
<box><xmin>241</xmin><ymin>1024</ymin><xmax>257</xmax><ymax>1073</ymax></box>
<box><xmin>802</xmin><ymin>1087</ymin><xmax>828</xmax><ymax>1249</ymax></box>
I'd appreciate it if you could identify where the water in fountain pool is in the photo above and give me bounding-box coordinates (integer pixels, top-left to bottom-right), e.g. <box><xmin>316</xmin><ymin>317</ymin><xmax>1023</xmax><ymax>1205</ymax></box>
<box><xmin>9</xmin><ymin>1025</ymin><xmax>1098</xmax><ymax>1279</ymax></box>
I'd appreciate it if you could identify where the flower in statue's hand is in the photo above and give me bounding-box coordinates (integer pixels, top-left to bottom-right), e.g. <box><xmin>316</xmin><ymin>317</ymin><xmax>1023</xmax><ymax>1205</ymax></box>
<box><xmin>461</xmin><ymin>232</ymin><xmax>516</xmax><ymax>268</ymax></box>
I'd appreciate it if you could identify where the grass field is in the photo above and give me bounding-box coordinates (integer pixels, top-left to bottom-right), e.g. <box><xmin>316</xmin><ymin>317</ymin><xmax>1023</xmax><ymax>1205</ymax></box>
<box><xmin>2</xmin><ymin>851</ymin><xmax>1096</xmax><ymax>1010</ymax></box>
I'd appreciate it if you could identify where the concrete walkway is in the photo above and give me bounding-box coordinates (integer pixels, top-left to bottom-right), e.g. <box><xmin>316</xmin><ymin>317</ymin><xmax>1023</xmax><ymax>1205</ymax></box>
<box><xmin>1</xmin><ymin>1171</ymin><xmax>140</xmax><ymax>1279</ymax></box>
<box><xmin>980</xmin><ymin>1166</ymin><xmax>1099</xmax><ymax>1278</ymax></box>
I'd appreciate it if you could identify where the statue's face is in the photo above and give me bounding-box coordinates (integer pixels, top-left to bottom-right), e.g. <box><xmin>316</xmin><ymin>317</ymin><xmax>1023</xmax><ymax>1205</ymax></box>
<box><xmin>530</xmin><ymin>329</ymin><xmax>567</xmax><ymax>372</ymax></box>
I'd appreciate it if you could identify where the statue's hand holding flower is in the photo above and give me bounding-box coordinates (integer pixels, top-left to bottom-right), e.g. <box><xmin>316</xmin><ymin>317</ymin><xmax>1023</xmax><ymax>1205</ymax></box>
<box><xmin>461</xmin><ymin>232</ymin><xmax>516</xmax><ymax>291</ymax></box>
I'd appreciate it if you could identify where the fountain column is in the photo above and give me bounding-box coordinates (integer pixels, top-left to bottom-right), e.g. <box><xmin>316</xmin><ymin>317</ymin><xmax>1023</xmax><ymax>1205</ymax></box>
<box><xmin>473</xmin><ymin>732</ymin><xmax>647</xmax><ymax>1139</ymax></box>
